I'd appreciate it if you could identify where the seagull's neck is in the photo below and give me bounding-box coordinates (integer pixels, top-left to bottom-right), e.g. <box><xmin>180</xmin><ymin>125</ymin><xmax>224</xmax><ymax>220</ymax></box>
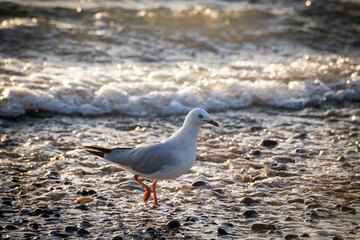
<box><xmin>167</xmin><ymin>121</ymin><xmax>201</xmax><ymax>149</ymax></box>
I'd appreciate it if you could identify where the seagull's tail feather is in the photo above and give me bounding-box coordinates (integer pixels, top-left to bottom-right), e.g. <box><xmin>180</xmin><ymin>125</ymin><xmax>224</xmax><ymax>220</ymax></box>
<box><xmin>83</xmin><ymin>146</ymin><xmax>112</xmax><ymax>158</ymax></box>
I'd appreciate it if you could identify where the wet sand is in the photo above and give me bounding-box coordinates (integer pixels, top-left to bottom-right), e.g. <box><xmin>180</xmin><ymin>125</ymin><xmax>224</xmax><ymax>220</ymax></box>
<box><xmin>0</xmin><ymin>106</ymin><xmax>359</xmax><ymax>239</ymax></box>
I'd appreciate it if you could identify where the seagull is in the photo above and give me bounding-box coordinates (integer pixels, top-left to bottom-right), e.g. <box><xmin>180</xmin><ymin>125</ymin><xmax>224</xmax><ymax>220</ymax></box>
<box><xmin>83</xmin><ymin>108</ymin><xmax>219</xmax><ymax>207</ymax></box>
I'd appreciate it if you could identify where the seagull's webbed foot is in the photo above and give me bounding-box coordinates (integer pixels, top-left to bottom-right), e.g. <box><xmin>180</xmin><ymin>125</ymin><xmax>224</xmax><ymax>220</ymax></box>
<box><xmin>134</xmin><ymin>175</ymin><xmax>152</xmax><ymax>204</ymax></box>
<box><xmin>152</xmin><ymin>180</ymin><xmax>160</xmax><ymax>207</ymax></box>
<box><xmin>142</xmin><ymin>188</ymin><xmax>151</xmax><ymax>203</ymax></box>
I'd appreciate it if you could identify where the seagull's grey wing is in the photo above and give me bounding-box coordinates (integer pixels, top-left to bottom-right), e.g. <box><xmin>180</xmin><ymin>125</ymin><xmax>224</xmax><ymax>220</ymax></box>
<box><xmin>129</xmin><ymin>143</ymin><xmax>177</xmax><ymax>175</ymax></box>
<box><xmin>102</xmin><ymin>148</ymin><xmax>134</xmax><ymax>166</ymax></box>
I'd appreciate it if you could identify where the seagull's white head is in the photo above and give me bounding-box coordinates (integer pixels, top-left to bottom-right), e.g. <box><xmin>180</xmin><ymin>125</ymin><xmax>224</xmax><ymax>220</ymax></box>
<box><xmin>185</xmin><ymin>108</ymin><xmax>219</xmax><ymax>127</ymax></box>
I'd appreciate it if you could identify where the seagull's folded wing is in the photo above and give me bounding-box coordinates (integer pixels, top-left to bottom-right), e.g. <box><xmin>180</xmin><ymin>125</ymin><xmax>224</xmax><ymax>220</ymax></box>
<box><xmin>128</xmin><ymin>143</ymin><xmax>178</xmax><ymax>175</ymax></box>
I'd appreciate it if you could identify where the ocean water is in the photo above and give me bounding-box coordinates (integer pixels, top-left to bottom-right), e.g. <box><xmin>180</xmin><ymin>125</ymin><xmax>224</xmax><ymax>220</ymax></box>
<box><xmin>0</xmin><ymin>0</ymin><xmax>359</xmax><ymax>117</ymax></box>
<box><xmin>1</xmin><ymin>0</ymin><xmax>360</xmax><ymax>239</ymax></box>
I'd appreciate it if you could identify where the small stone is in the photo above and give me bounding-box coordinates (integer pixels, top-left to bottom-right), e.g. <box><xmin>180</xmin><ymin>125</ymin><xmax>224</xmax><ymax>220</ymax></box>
<box><xmin>167</xmin><ymin>220</ymin><xmax>181</xmax><ymax>229</ymax></box>
<box><xmin>250</xmin><ymin>149</ymin><xmax>261</xmax><ymax>156</ymax></box>
<box><xmin>191</xmin><ymin>180</ymin><xmax>211</xmax><ymax>189</ymax></box>
<box><xmin>293</xmin><ymin>133</ymin><xmax>307</xmax><ymax>140</ymax></box>
<box><xmin>284</xmin><ymin>234</ymin><xmax>299</xmax><ymax>239</ymax></box>
<box><xmin>340</xmin><ymin>206</ymin><xmax>356</xmax><ymax>214</ymax></box>
<box><xmin>217</xmin><ymin>227</ymin><xmax>227</xmax><ymax>235</ymax></box>
<box><xmin>294</xmin><ymin>148</ymin><xmax>307</xmax><ymax>153</ymax></box>
<box><xmin>259</xmin><ymin>139</ymin><xmax>278</xmax><ymax>148</ymax></box>
<box><xmin>80</xmin><ymin>220</ymin><xmax>93</xmax><ymax>228</ymax></box>
<box><xmin>287</xmin><ymin>198</ymin><xmax>304</xmax><ymax>204</ymax></box>
<box><xmin>30</xmin><ymin>222</ymin><xmax>40</xmax><ymax>230</ymax></box>
<box><xmin>77</xmin><ymin>228</ymin><xmax>90</xmax><ymax>235</ymax></box>
<box><xmin>251</xmin><ymin>223</ymin><xmax>276</xmax><ymax>232</ymax></box>
<box><xmin>75</xmin><ymin>204</ymin><xmax>89</xmax><ymax>211</ymax></box>
<box><xmin>145</xmin><ymin>227</ymin><xmax>156</xmax><ymax>234</ymax></box>
<box><xmin>285</xmin><ymin>217</ymin><xmax>294</xmax><ymax>221</ymax></box>
<box><xmin>20</xmin><ymin>219</ymin><xmax>29</xmax><ymax>224</ymax></box>
<box><xmin>11</xmin><ymin>177</ymin><xmax>20</xmax><ymax>183</ymax></box>
<box><xmin>250</xmin><ymin>126</ymin><xmax>264</xmax><ymax>132</ymax></box>
<box><xmin>240</xmin><ymin>197</ymin><xmax>260</xmax><ymax>206</ymax></box>
<box><xmin>20</xmin><ymin>208</ymin><xmax>33</xmax><ymax>214</ymax></box>
<box><xmin>0</xmin><ymin>204</ymin><xmax>12</xmax><ymax>210</ymax></box>
<box><xmin>306</xmin><ymin>203</ymin><xmax>322</xmax><ymax>209</ymax></box>
<box><xmin>337</xmin><ymin>156</ymin><xmax>346</xmax><ymax>161</ymax></box>
<box><xmin>1</xmin><ymin>200</ymin><xmax>12</xmax><ymax>206</ymax></box>
<box><xmin>74</xmin><ymin>196</ymin><xmax>94</xmax><ymax>204</ymax></box>
<box><xmin>185</xmin><ymin>217</ymin><xmax>198</xmax><ymax>222</ymax></box>
<box><xmin>221</xmin><ymin>222</ymin><xmax>234</xmax><ymax>228</ymax></box>
<box><xmin>5</xmin><ymin>224</ymin><xmax>17</xmax><ymax>230</ymax></box>
<box><xmin>112</xmin><ymin>237</ymin><xmax>123</xmax><ymax>240</ymax></box>
<box><xmin>212</xmin><ymin>188</ymin><xmax>225</xmax><ymax>197</ymax></box>
<box><xmin>44</xmin><ymin>171</ymin><xmax>60</xmax><ymax>180</ymax></box>
<box><xmin>78</xmin><ymin>189</ymin><xmax>97</xmax><ymax>196</ymax></box>
<box><xmin>65</xmin><ymin>226</ymin><xmax>79</xmax><ymax>232</ymax></box>
<box><xmin>310</xmin><ymin>212</ymin><xmax>320</xmax><ymax>219</ymax></box>
<box><xmin>300</xmin><ymin>233</ymin><xmax>310</xmax><ymax>237</ymax></box>
<box><xmin>243</xmin><ymin>210</ymin><xmax>259</xmax><ymax>218</ymax></box>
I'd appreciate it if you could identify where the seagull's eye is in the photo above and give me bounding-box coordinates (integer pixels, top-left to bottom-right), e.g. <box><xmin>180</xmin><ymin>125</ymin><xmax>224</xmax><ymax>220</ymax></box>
<box><xmin>198</xmin><ymin>114</ymin><xmax>203</xmax><ymax>119</ymax></box>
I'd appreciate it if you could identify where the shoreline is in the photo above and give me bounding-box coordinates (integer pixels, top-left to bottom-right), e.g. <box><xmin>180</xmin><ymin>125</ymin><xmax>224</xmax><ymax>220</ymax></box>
<box><xmin>1</xmin><ymin>106</ymin><xmax>359</xmax><ymax>239</ymax></box>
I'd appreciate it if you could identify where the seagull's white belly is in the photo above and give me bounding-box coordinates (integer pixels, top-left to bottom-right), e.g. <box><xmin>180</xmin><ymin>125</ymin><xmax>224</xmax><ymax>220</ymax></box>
<box><xmin>142</xmin><ymin>149</ymin><xmax>197</xmax><ymax>180</ymax></box>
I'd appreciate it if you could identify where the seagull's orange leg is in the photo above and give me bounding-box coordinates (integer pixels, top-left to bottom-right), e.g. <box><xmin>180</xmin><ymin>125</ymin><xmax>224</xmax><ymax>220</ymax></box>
<box><xmin>134</xmin><ymin>175</ymin><xmax>151</xmax><ymax>204</ymax></box>
<box><xmin>152</xmin><ymin>180</ymin><xmax>160</xmax><ymax>207</ymax></box>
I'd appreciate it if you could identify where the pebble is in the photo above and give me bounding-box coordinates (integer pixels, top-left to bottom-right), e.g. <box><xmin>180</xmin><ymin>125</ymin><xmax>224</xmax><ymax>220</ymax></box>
<box><xmin>293</xmin><ymin>133</ymin><xmax>307</xmax><ymax>140</ymax></box>
<box><xmin>306</xmin><ymin>203</ymin><xmax>322</xmax><ymax>209</ymax></box>
<box><xmin>44</xmin><ymin>171</ymin><xmax>60</xmax><ymax>180</ymax></box>
<box><xmin>251</xmin><ymin>223</ymin><xmax>276</xmax><ymax>232</ymax></box>
<box><xmin>30</xmin><ymin>222</ymin><xmax>40</xmax><ymax>230</ymax></box>
<box><xmin>80</xmin><ymin>220</ymin><xmax>94</xmax><ymax>228</ymax></box>
<box><xmin>5</xmin><ymin>224</ymin><xmax>17</xmax><ymax>230</ymax></box>
<box><xmin>145</xmin><ymin>227</ymin><xmax>156</xmax><ymax>234</ymax></box>
<box><xmin>78</xmin><ymin>189</ymin><xmax>97</xmax><ymax>196</ymax></box>
<box><xmin>240</xmin><ymin>197</ymin><xmax>261</xmax><ymax>206</ymax></box>
<box><xmin>284</xmin><ymin>234</ymin><xmax>299</xmax><ymax>239</ymax></box>
<box><xmin>339</xmin><ymin>205</ymin><xmax>356</xmax><ymax>215</ymax></box>
<box><xmin>287</xmin><ymin>198</ymin><xmax>304</xmax><ymax>204</ymax></box>
<box><xmin>212</xmin><ymin>188</ymin><xmax>225</xmax><ymax>197</ymax></box>
<box><xmin>250</xmin><ymin>149</ymin><xmax>261</xmax><ymax>156</ymax></box>
<box><xmin>217</xmin><ymin>227</ymin><xmax>227</xmax><ymax>235</ymax></box>
<box><xmin>259</xmin><ymin>139</ymin><xmax>278</xmax><ymax>148</ymax></box>
<box><xmin>65</xmin><ymin>226</ymin><xmax>79</xmax><ymax>232</ymax></box>
<box><xmin>221</xmin><ymin>222</ymin><xmax>234</xmax><ymax>228</ymax></box>
<box><xmin>243</xmin><ymin>210</ymin><xmax>259</xmax><ymax>218</ymax></box>
<box><xmin>1</xmin><ymin>200</ymin><xmax>12</xmax><ymax>206</ymax></box>
<box><xmin>77</xmin><ymin>228</ymin><xmax>90</xmax><ymax>235</ymax></box>
<box><xmin>300</xmin><ymin>233</ymin><xmax>310</xmax><ymax>237</ymax></box>
<box><xmin>294</xmin><ymin>148</ymin><xmax>307</xmax><ymax>153</ymax></box>
<box><xmin>20</xmin><ymin>207</ymin><xmax>33</xmax><ymax>214</ymax></box>
<box><xmin>112</xmin><ymin>236</ymin><xmax>123</xmax><ymax>240</ymax></box>
<box><xmin>75</xmin><ymin>204</ymin><xmax>90</xmax><ymax>211</ymax></box>
<box><xmin>0</xmin><ymin>204</ymin><xmax>12</xmax><ymax>210</ymax></box>
<box><xmin>191</xmin><ymin>180</ymin><xmax>211</xmax><ymax>189</ymax></box>
<box><xmin>185</xmin><ymin>217</ymin><xmax>198</xmax><ymax>222</ymax></box>
<box><xmin>250</xmin><ymin>126</ymin><xmax>264</xmax><ymax>132</ymax></box>
<box><xmin>74</xmin><ymin>196</ymin><xmax>94</xmax><ymax>204</ymax></box>
<box><xmin>167</xmin><ymin>220</ymin><xmax>181</xmax><ymax>229</ymax></box>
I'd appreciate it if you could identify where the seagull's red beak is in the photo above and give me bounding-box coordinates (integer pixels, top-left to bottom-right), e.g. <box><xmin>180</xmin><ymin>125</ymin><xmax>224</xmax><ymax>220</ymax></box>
<box><xmin>207</xmin><ymin>119</ymin><xmax>219</xmax><ymax>127</ymax></box>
